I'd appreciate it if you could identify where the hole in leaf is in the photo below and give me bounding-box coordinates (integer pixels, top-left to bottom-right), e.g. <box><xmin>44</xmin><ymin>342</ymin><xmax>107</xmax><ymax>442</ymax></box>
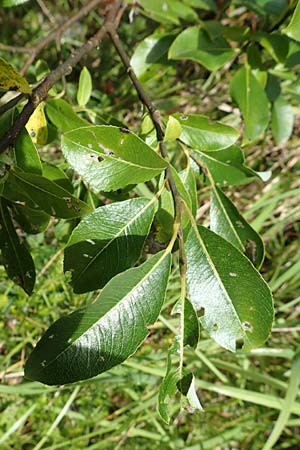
<box><xmin>212</xmin><ymin>323</ymin><xmax>218</xmax><ymax>331</ymax></box>
<box><xmin>197</xmin><ymin>307</ymin><xmax>205</xmax><ymax>318</ymax></box>
<box><xmin>242</xmin><ymin>321</ymin><xmax>253</xmax><ymax>333</ymax></box>
<box><xmin>97</xmin><ymin>155</ymin><xmax>104</xmax><ymax>162</ymax></box>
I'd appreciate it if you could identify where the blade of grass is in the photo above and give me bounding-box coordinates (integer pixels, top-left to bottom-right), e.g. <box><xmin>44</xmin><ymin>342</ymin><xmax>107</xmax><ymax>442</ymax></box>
<box><xmin>262</xmin><ymin>351</ymin><xmax>300</xmax><ymax>450</ymax></box>
<box><xmin>32</xmin><ymin>386</ymin><xmax>80</xmax><ymax>450</ymax></box>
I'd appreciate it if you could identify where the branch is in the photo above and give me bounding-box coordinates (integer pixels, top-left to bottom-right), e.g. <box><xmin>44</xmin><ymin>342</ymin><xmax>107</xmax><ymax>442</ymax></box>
<box><xmin>0</xmin><ymin>0</ymin><xmax>122</xmax><ymax>154</ymax></box>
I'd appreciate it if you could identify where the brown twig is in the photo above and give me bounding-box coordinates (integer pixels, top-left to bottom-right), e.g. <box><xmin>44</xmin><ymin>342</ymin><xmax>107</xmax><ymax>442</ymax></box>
<box><xmin>0</xmin><ymin>0</ymin><xmax>122</xmax><ymax>154</ymax></box>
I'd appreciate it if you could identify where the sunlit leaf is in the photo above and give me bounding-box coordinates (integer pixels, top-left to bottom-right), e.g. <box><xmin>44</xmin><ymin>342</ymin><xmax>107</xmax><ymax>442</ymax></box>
<box><xmin>25</xmin><ymin>250</ymin><xmax>171</xmax><ymax>385</ymax></box>
<box><xmin>64</xmin><ymin>197</ymin><xmax>156</xmax><ymax>293</ymax></box>
<box><xmin>185</xmin><ymin>222</ymin><xmax>273</xmax><ymax>352</ymax></box>
<box><xmin>62</xmin><ymin>126</ymin><xmax>167</xmax><ymax>192</ymax></box>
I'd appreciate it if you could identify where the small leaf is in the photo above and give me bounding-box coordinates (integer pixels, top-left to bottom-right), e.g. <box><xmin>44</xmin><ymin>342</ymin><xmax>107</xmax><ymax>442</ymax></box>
<box><xmin>15</xmin><ymin>128</ymin><xmax>42</xmax><ymax>174</ymax></box>
<box><xmin>0</xmin><ymin>198</ymin><xmax>35</xmax><ymax>295</ymax></box>
<box><xmin>282</xmin><ymin>0</ymin><xmax>300</xmax><ymax>42</ymax></box>
<box><xmin>45</xmin><ymin>99</ymin><xmax>89</xmax><ymax>132</ymax></box>
<box><xmin>0</xmin><ymin>57</ymin><xmax>31</xmax><ymax>94</ymax></box>
<box><xmin>272</xmin><ymin>95</ymin><xmax>294</xmax><ymax>144</ymax></box>
<box><xmin>185</xmin><ymin>222</ymin><xmax>274</xmax><ymax>352</ymax></box>
<box><xmin>130</xmin><ymin>32</ymin><xmax>175</xmax><ymax>79</ymax></box>
<box><xmin>25</xmin><ymin>102</ymin><xmax>48</xmax><ymax>145</ymax></box>
<box><xmin>169</xmin><ymin>26</ymin><xmax>235</xmax><ymax>71</ymax></box>
<box><xmin>164</xmin><ymin>116</ymin><xmax>182</xmax><ymax>142</ymax></box>
<box><xmin>139</xmin><ymin>0</ymin><xmax>198</xmax><ymax>24</ymax></box>
<box><xmin>230</xmin><ymin>66</ymin><xmax>269</xmax><ymax>143</ymax></box>
<box><xmin>77</xmin><ymin>67</ymin><xmax>92</xmax><ymax>107</ymax></box>
<box><xmin>210</xmin><ymin>186</ymin><xmax>264</xmax><ymax>268</ymax></box>
<box><xmin>174</xmin><ymin>114</ymin><xmax>239</xmax><ymax>151</ymax></box>
<box><xmin>62</xmin><ymin>126</ymin><xmax>167</xmax><ymax>192</ymax></box>
<box><xmin>64</xmin><ymin>197</ymin><xmax>156</xmax><ymax>293</ymax></box>
<box><xmin>194</xmin><ymin>146</ymin><xmax>259</xmax><ymax>186</ymax></box>
<box><xmin>25</xmin><ymin>250</ymin><xmax>171</xmax><ymax>385</ymax></box>
<box><xmin>8</xmin><ymin>168</ymin><xmax>91</xmax><ymax>219</ymax></box>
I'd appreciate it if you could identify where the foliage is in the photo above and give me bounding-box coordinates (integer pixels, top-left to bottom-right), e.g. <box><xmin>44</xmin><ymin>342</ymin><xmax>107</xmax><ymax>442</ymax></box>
<box><xmin>0</xmin><ymin>0</ymin><xmax>300</xmax><ymax>446</ymax></box>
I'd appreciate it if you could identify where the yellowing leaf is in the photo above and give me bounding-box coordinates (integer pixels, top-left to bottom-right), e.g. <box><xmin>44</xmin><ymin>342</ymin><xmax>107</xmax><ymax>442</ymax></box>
<box><xmin>25</xmin><ymin>102</ymin><xmax>48</xmax><ymax>145</ymax></box>
<box><xmin>164</xmin><ymin>116</ymin><xmax>182</xmax><ymax>141</ymax></box>
<box><xmin>0</xmin><ymin>57</ymin><xmax>31</xmax><ymax>94</ymax></box>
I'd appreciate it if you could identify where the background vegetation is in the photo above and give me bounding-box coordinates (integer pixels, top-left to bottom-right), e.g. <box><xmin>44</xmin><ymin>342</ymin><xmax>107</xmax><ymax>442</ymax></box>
<box><xmin>0</xmin><ymin>0</ymin><xmax>300</xmax><ymax>448</ymax></box>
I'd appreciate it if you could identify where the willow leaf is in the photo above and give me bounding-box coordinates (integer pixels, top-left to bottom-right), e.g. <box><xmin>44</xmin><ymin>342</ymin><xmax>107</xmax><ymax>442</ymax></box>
<box><xmin>25</xmin><ymin>250</ymin><xmax>171</xmax><ymax>385</ymax></box>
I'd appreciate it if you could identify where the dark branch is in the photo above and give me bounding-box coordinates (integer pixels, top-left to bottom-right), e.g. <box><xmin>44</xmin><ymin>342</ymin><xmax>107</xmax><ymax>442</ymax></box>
<box><xmin>0</xmin><ymin>0</ymin><xmax>122</xmax><ymax>154</ymax></box>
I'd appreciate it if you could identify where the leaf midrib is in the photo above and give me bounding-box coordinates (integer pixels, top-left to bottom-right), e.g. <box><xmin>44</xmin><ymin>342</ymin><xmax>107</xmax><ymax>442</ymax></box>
<box><xmin>70</xmin><ymin>197</ymin><xmax>156</xmax><ymax>285</ymax></box>
<box><xmin>39</xmin><ymin>250</ymin><xmax>170</xmax><ymax>374</ymax></box>
<box><xmin>64</xmin><ymin>136</ymin><xmax>166</xmax><ymax>171</ymax></box>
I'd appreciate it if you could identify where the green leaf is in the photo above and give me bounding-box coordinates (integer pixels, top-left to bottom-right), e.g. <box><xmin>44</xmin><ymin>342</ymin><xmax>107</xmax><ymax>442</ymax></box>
<box><xmin>8</xmin><ymin>168</ymin><xmax>91</xmax><ymax>219</ymax></box>
<box><xmin>0</xmin><ymin>198</ymin><xmax>35</xmax><ymax>295</ymax></box>
<box><xmin>45</xmin><ymin>99</ymin><xmax>89</xmax><ymax>132</ymax></box>
<box><xmin>234</xmin><ymin>0</ymin><xmax>288</xmax><ymax>16</ymax></box>
<box><xmin>169</xmin><ymin>27</ymin><xmax>235</xmax><ymax>71</ymax></box>
<box><xmin>25</xmin><ymin>250</ymin><xmax>171</xmax><ymax>385</ymax></box>
<box><xmin>164</xmin><ymin>116</ymin><xmax>182</xmax><ymax>142</ymax></box>
<box><xmin>174</xmin><ymin>114</ymin><xmax>239</xmax><ymax>152</ymax></box>
<box><xmin>12</xmin><ymin>203</ymin><xmax>50</xmax><ymax>235</ymax></box>
<box><xmin>210</xmin><ymin>186</ymin><xmax>264</xmax><ymax>268</ymax></box>
<box><xmin>272</xmin><ymin>95</ymin><xmax>294</xmax><ymax>144</ymax></box>
<box><xmin>183</xmin><ymin>0</ymin><xmax>217</xmax><ymax>11</ymax></box>
<box><xmin>130</xmin><ymin>32</ymin><xmax>175</xmax><ymax>78</ymax></box>
<box><xmin>230</xmin><ymin>66</ymin><xmax>269</xmax><ymax>143</ymax></box>
<box><xmin>194</xmin><ymin>146</ymin><xmax>259</xmax><ymax>186</ymax></box>
<box><xmin>0</xmin><ymin>57</ymin><xmax>31</xmax><ymax>93</ymax></box>
<box><xmin>154</xmin><ymin>188</ymin><xmax>174</xmax><ymax>243</ymax></box>
<box><xmin>183</xmin><ymin>298</ymin><xmax>200</xmax><ymax>348</ymax></box>
<box><xmin>1</xmin><ymin>0</ymin><xmax>29</xmax><ymax>5</ymax></box>
<box><xmin>61</xmin><ymin>126</ymin><xmax>167</xmax><ymax>192</ymax></box>
<box><xmin>258</xmin><ymin>33</ymin><xmax>289</xmax><ymax>63</ymax></box>
<box><xmin>77</xmin><ymin>67</ymin><xmax>92</xmax><ymax>107</ymax></box>
<box><xmin>64</xmin><ymin>197</ymin><xmax>156</xmax><ymax>293</ymax></box>
<box><xmin>42</xmin><ymin>162</ymin><xmax>74</xmax><ymax>193</ymax></box>
<box><xmin>139</xmin><ymin>0</ymin><xmax>198</xmax><ymax>24</ymax></box>
<box><xmin>185</xmin><ymin>223</ymin><xmax>274</xmax><ymax>351</ymax></box>
<box><xmin>15</xmin><ymin>128</ymin><xmax>42</xmax><ymax>175</ymax></box>
<box><xmin>282</xmin><ymin>0</ymin><xmax>300</xmax><ymax>42</ymax></box>
<box><xmin>179</xmin><ymin>165</ymin><xmax>197</xmax><ymax>216</ymax></box>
